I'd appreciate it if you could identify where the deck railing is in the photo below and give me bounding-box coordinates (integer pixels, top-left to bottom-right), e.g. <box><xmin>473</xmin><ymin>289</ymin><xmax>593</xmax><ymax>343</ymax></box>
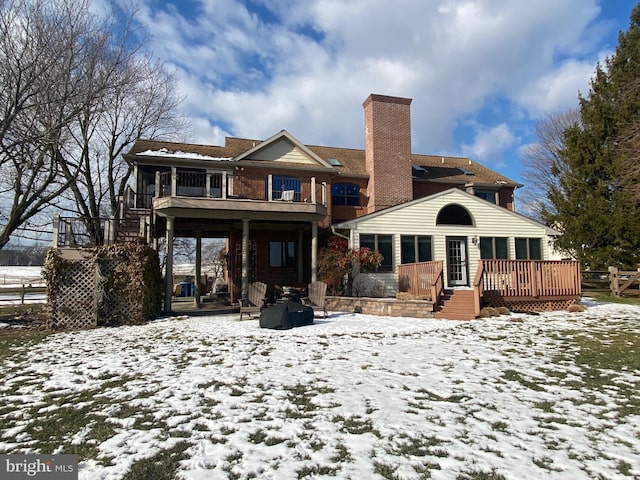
<box><xmin>397</xmin><ymin>261</ymin><xmax>444</xmax><ymax>304</ymax></box>
<box><xmin>52</xmin><ymin>215</ymin><xmax>111</xmax><ymax>248</ymax></box>
<box><xmin>155</xmin><ymin>169</ymin><xmax>326</xmax><ymax>204</ymax></box>
<box><xmin>478</xmin><ymin>260</ymin><xmax>581</xmax><ymax>298</ymax></box>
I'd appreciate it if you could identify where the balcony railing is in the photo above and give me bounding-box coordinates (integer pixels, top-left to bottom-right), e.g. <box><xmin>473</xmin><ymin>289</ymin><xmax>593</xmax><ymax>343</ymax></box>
<box><xmin>53</xmin><ymin>215</ymin><xmax>111</xmax><ymax>248</ymax></box>
<box><xmin>397</xmin><ymin>260</ymin><xmax>444</xmax><ymax>303</ymax></box>
<box><xmin>154</xmin><ymin>169</ymin><xmax>326</xmax><ymax>205</ymax></box>
<box><xmin>476</xmin><ymin>260</ymin><xmax>581</xmax><ymax>299</ymax></box>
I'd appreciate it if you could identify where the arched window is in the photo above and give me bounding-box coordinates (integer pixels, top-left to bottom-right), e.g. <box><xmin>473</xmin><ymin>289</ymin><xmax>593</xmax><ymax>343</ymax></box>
<box><xmin>436</xmin><ymin>204</ymin><xmax>473</xmax><ymax>225</ymax></box>
<box><xmin>331</xmin><ymin>183</ymin><xmax>360</xmax><ymax>206</ymax></box>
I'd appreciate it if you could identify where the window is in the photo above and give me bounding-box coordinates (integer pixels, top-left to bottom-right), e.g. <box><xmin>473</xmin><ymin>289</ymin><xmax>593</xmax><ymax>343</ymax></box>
<box><xmin>436</xmin><ymin>204</ymin><xmax>473</xmax><ymax>225</ymax></box>
<box><xmin>331</xmin><ymin>183</ymin><xmax>360</xmax><ymax>206</ymax></box>
<box><xmin>515</xmin><ymin>238</ymin><xmax>542</xmax><ymax>260</ymax></box>
<box><xmin>271</xmin><ymin>175</ymin><xmax>301</xmax><ymax>201</ymax></box>
<box><xmin>480</xmin><ymin>237</ymin><xmax>508</xmax><ymax>259</ymax></box>
<box><xmin>269</xmin><ymin>241</ymin><xmax>296</xmax><ymax>267</ymax></box>
<box><xmin>360</xmin><ymin>234</ymin><xmax>393</xmax><ymax>272</ymax></box>
<box><xmin>401</xmin><ymin>236</ymin><xmax>433</xmax><ymax>263</ymax></box>
<box><xmin>475</xmin><ymin>190</ymin><xmax>497</xmax><ymax>204</ymax></box>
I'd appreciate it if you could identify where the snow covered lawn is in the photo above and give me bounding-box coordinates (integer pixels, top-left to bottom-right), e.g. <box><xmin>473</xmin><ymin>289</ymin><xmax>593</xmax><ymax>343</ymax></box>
<box><xmin>1</xmin><ymin>301</ymin><xmax>639</xmax><ymax>480</ymax></box>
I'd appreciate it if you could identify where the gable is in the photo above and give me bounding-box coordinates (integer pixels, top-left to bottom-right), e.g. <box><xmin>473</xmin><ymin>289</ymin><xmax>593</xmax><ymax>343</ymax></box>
<box><xmin>335</xmin><ymin>188</ymin><xmax>558</xmax><ymax>236</ymax></box>
<box><xmin>234</xmin><ymin>130</ymin><xmax>333</xmax><ymax>168</ymax></box>
<box><xmin>246</xmin><ymin>138</ymin><xmax>317</xmax><ymax>165</ymax></box>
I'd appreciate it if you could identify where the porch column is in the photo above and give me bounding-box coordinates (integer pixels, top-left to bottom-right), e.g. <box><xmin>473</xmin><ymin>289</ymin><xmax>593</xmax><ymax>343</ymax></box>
<box><xmin>311</xmin><ymin>177</ymin><xmax>316</xmax><ymax>203</ymax></box>
<box><xmin>222</xmin><ymin>172</ymin><xmax>228</xmax><ymax>199</ymax></box>
<box><xmin>132</xmin><ymin>162</ymin><xmax>138</xmax><ymax>206</ymax></box>
<box><xmin>52</xmin><ymin>215</ymin><xmax>60</xmax><ymax>247</ymax></box>
<box><xmin>171</xmin><ymin>167</ymin><xmax>177</xmax><ymax>196</ymax></box>
<box><xmin>195</xmin><ymin>232</ymin><xmax>202</xmax><ymax>308</ymax></box>
<box><xmin>311</xmin><ymin>221</ymin><xmax>318</xmax><ymax>282</ymax></box>
<box><xmin>155</xmin><ymin>171</ymin><xmax>160</xmax><ymax>198</ymax></box>
<box><xmin>241</xmin><ymin>218</ymin><xmax>250</xmax><ymax>300</ymax></box>
<box><xmin>298</xmin><ymin>230</ymin><xmax>304</xmax><ymax>283</ymax></box>
<box><xmin>164</xmin><ymin>216</ymin><xmax>175</xmax><ymax>314</ymax></box>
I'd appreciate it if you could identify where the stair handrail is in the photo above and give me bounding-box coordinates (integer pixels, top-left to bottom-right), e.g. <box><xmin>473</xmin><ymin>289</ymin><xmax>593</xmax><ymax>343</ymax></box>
<box><xmin>430</xmin><ymin>262</ymin><xmax>444</xmax><ymax>309</ymax></box>
<box><xmin>472</xmin><ymin>260</ymin><xmax>485</xmax><ymax>317</ymax></box>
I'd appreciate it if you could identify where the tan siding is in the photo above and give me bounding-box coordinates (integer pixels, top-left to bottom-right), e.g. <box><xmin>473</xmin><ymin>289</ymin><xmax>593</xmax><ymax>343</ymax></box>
<box><xmin>250</xmin><ymin>140</ymin><xmax>314</xmax><ymax>164</ymax></box>
<box><xmin>348</xmin><ymin>189</ymin><xmax>556</xmax><ymax>288</ymax></box>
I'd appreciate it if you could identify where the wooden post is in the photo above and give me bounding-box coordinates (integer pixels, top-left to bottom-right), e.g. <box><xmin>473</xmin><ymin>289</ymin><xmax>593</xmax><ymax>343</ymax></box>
<box><xmin>52</xmin><ymin>215</ymin><xmax>60</xmax><ymax>248</ymax></box>
<box><xmin>609</xmin><ymin>266</ymin><xmax>619</xmax><ymax>296</ymax></box>
<box><xmin>311</xmin><ymin>221</ymin><xmax>318</xmax><ymax>283</ymax></box>
<box><xmin>164</xmin><ymin>217</ymin><xmax>175</xmax><ymax>314</ymax></box>
<box><xmin>195</xmin><ymin>232</ymin><xmax>202</xmax><ymax>308</ymax></box>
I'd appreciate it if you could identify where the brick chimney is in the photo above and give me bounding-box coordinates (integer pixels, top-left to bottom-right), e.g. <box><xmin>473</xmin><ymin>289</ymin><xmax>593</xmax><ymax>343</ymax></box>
<box><xmin>363</xmin><ymin>94</ymin><xmax>413</xmax><ymax>213</ymax></box>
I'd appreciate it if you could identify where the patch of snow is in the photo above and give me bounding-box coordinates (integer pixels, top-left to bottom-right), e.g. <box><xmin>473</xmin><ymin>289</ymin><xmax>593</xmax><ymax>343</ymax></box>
<box><xmin>136</xmin><ymin>149</ymin><xmax>233</xmax><ymax>162</ymax></box>
<box><xmin>0</xmin><ymin>302</ymin><xmax>639</xmax><ymax>479</ymax></box>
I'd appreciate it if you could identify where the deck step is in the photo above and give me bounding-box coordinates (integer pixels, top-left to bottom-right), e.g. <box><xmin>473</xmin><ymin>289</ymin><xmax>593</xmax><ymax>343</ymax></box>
<box><xmin>434</xmin><ymin>289</ymin><xmax>477</xmax><ymax>320</ymax></box>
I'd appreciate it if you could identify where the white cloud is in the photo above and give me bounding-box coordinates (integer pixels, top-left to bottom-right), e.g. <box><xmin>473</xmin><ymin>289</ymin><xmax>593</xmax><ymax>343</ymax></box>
<box><xmin>133</xmin><ymin>0</ymin><xmax>617</xmax><ymax>172</ymax></box>
<box><xmin>461</xmin><ymin>123</ymin><xmax>518</xmax><ymax>166</ymax></box>
<box><xmin>516</xmin><ymin>59</ymin><xmax>597</xmax><ymax>116</ymax></box>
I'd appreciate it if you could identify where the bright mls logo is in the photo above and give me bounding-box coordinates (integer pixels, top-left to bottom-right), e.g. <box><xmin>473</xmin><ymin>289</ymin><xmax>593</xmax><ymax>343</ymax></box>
<box><xmin>1</xmin><ymin>455</ymin><xmax>78</xmax><ymax>480</ymax></box>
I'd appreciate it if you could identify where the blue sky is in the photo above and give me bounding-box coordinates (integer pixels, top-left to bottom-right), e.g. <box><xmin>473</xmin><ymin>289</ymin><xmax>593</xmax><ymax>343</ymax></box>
<box><xmin>133</xmin><ymin>0</ymin><xmax>638</xmax><ymax>187</ymax></box>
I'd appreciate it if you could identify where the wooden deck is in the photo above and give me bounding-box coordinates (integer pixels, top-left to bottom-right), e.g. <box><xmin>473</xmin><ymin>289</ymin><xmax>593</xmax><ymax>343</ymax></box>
<box><xmin>400</xmin><ymin>259</ymin><xmax>582</xmax><ymax>318</ymax></box>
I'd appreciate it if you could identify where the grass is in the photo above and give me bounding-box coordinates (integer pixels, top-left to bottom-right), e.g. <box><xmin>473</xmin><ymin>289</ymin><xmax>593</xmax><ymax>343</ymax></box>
<box><xmin>1</xmin><ymin>305</ymin><xmax>639</xmax><ymax>479</ymax></box>
<box><xmin>584</xmin><ymin>291</ymin><xmax>640</xmax><ymax>305</ymax></box>
<box><xmin>0</xmin><ymin>303</ymin><xmax>48</xmax><ymax>319</ymax></box>
<box><xmin>122</xmin><ymin>442</ymin><xmax>190</xmax><ymax>480</ymax></box>
<box><xmin>456</xmin><ymin>470</ymin><xmax>506</xmax><ymax>480</ymax></box>
<box><xmin>549</xmin><ymin>326</ymin><xmax>640</xmax><ymax>418</ymax></box>
<box><xmin>0</xmin><ymin>329</ymin><xmax>49</xmax><ymax>361</ymax></box>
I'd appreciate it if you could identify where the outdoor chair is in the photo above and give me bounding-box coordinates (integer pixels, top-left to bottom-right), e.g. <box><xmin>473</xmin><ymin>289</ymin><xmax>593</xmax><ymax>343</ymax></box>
<box><xmin>238</xmin><ymin>281</ymin><xmax>267</xmax><ymax>320</ymax></box>
<box><xmin>302</xmin><ymin>281</ymin><xmax>328</xmax><ymax>318</ymax></box>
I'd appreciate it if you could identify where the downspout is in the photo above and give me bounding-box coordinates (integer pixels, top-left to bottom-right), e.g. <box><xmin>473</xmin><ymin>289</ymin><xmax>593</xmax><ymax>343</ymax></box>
<box><xmin>331</xmin><ymin>225</ymin><xmax>350</xmax><ymax>243</ymax></box>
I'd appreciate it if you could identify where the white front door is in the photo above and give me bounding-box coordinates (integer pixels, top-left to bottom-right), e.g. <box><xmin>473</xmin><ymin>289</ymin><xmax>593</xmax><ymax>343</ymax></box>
<box><xmin>447</xmin><ymin>237</ymin><xmax>468</xmax><ymax>287</ymax></box>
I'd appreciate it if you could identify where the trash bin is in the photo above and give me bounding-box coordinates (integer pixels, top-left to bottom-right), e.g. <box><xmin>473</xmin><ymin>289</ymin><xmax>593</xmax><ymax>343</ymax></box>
<box><xmin>179</xmin><ymin>281</ymin><xmax>194</xmax><ymax>297</ymax></box>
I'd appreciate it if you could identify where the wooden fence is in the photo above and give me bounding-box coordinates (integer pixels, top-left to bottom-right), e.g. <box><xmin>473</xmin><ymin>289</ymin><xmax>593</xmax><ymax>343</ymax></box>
<box><xmin>580</xmin><ymin>267</ymin><xmax>640</xmax><ymax>296</ymax></box>
<box><xmin>608</xmin><ymin>267</ymin><xmax>640</xmax><ymax>296</ymax></box>
<box><xmin>0</xmin><ymin>284</ymin><xmax>47</xmax><ymax>305</ymax></box>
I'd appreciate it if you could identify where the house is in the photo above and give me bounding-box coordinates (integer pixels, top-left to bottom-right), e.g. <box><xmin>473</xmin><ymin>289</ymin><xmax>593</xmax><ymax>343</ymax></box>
<box><xmin>333</xmin><ymin>187</ymin><xmax>562</xmax><ymax>291</ymax></box>
<box><xmin>107</xmin><ymin>93</ymin><xmax>578</xmax><ymax>316</ymax></box>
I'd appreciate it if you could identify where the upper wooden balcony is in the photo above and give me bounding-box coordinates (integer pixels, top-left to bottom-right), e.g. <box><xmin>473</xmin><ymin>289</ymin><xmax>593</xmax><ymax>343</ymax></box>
<box><xmin>135</xmin><ymin>169</ymin><xmax>328</xmax><ymax>222</ymax></box>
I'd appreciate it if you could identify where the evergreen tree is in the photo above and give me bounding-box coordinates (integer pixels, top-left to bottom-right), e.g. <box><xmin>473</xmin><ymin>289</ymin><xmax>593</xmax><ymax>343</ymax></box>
<box><xmin>547</xmin><ymin>3</ymin><xmax>640</xmax><ymax>270</ymax></box>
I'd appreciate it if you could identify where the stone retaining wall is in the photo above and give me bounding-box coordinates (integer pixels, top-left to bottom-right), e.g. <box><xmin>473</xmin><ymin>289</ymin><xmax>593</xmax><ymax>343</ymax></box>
<box><xmin>326</xmin><ymin>296</ymin><xmax>435</xmax><ymax>318</ymax></box>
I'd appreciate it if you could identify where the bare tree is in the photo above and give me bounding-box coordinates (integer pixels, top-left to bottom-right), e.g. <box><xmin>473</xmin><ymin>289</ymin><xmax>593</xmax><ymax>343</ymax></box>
<box><xmin>519</xmin><ymin>109</ymin><xmax>581</xmax><ymax>221</ymax></box>
<box><xmin>202</xmin><ymin>240</ymin><xmax>227</xmax><ymax>279</ymax></box>
<box><xmin>0</xmin><ymin>0</ymin><xmax>106</xmax><ymax>249</ymax></box>
<box><xmin>0</xmin><ymin>0</ymin><xmax>187</xmax><ymax>248</ymax></box>
<box><xmin>60</xmin><ymin>42</ymin><xmax>187</xmax><ymax>244</ymax></box>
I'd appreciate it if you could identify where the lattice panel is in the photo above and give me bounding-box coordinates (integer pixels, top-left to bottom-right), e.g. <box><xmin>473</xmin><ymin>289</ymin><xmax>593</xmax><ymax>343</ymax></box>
<box><xmin>95</xmin><ymin>259</ymin><xmax>144</xmax><ymax>326</ymax></box>
<box><xmin>48</xmin><ymin>260</ymin><xmax>97</xmax><ymax>330</ymax></box>
<box><xmin>487</xmin><ymin>298</ymin><xmax>578</xmax><ymax>313</ymax></box>
<box><xmin>48</xmin><ymin>256</ymin><xmax>147</xmax><ymax>330</ymax></box>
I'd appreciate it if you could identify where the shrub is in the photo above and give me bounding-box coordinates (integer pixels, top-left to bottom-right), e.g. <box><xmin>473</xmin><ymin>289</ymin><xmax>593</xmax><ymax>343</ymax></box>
<box><xmin>317</xmin><ymin>237</ymin><xmax>382</xmax><ymax>296</ymax></box>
